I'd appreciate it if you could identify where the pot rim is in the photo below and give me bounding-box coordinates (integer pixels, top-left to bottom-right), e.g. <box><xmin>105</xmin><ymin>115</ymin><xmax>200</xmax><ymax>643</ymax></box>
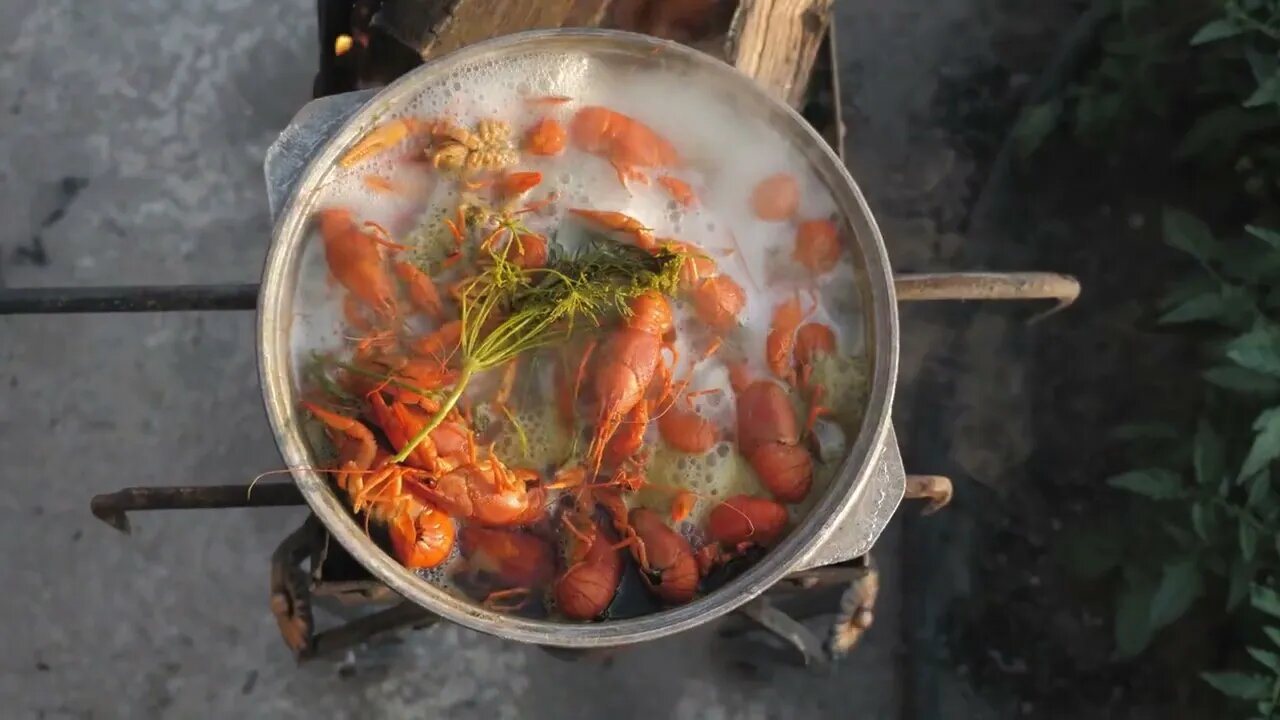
<box><xmin>257</xmin><ymin>28</ymin><xmax>899</xmax><ymax>648</ymax></box>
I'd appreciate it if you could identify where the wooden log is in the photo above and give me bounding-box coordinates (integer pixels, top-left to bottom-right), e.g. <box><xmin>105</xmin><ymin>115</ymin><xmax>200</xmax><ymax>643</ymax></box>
<box><xmin>565</xmin><ymin>0</ymin><xmax>616</xmax><ymax>26</ymax></box>
<box><xmin>370</xmin><ymin>0</ymin><xmax>830</xmax><ymax>108</ymax></box>
<box><xmin>727</xmin><ymin>0</ymin><xmax>833</xmax><ymax>108</ymax></box>
<box><xmin>374</xmin><ymin>0</ymin><xmax>614</xmax><ymax>59</ymax></box>
<box><xmin>428</xmin><ymin>0</ymin><xmax>587</xmax><ymax>57</ymax></box>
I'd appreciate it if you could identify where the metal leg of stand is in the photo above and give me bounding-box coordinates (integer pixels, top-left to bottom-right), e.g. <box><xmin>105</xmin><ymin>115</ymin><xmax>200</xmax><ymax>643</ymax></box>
<box><xmin>90</xmin><ymin>483</ymin><xmax>304</xmax><ymax>534</ymax></box>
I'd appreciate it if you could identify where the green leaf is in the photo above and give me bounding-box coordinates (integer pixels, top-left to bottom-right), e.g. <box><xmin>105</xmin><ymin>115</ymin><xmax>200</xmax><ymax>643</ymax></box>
<box><xmin>1075</xmin><ymin>90</ymin><xmax>1124</xmax><ymax>141</ymax></box>
<box><xmin>1190</xmin><ymin>18</ymin><xmax>1244</xmax><ymax>44</ymax></box>
<box><xmin>1162</xmin><ymin>522</ymin><xmax>1197</xmax><ymax>548</ymax></box>
<box><xmin>1247</xmin><ymin>646</ymin><xmax>1280</xmax><ymax>673</ymax></box>
<box><xmin>1240</xmin><ymin>407</ymin><xmax>1280</xmax><ymax>479</ymax></box>
<box><xmin>1108</xmin><ymin>469</ymin><xmax>1184</xmax><ymax>499</ymax></box>
<box><xmin>1245</xmin><ymin>44</ymin><xmax>1278</xmax><ymax>86</ymax></box>
<box><xmin>1205</xmin><ymin>366</ymin><xmax>1280</xmax><ymax>394</ymax></box>
<box><xmin>1161</xmin><ymin>274</ymin><xmax>1219</xmax><ymax>310</ymax></box>
<box><xmin>1159</xmin><ymin>291</ymin><xmax>1225</xmax><ymax>324</ymax></box>
<box><xmin>1150</xmin><ymin>559</ymin><xmax>1202</xmax><ymax>629</ymax></box>
<box><xmin>1253</xmin><ymin>585</ymin><xmax>1280</xmax><ymax>618</ymax></box>
<box><xmin>1192</xmin><ymin>501</ymin><xmax>1216</xmax><ymax>539</ymax></box>
<box><xmin>1095</xmin><ymin>57</ymin><xmax>1127</xmax><ymax>83</ymax></box>
<box><xmin>1229</xmin><ymin>558</ymin><xmax>1252</xmax><ymax>610</ymax></box>
<box><xmin>1261</xmin><ymin>487</ymin><xmax>1280</xmax><ymax>517</ymax></box>
<box><xmin>1206</xmin><ymin>553</ymin><xmax>1228</xmax><ymax>576</ymax></box>
<box><xmin>1013</xmin><ymin>99</ymin><xmax>1063</xmax><ymax>158</ymax></box>
<box><xmin>1162</xmin><ymin>207</ymin><xmax>1218</xmax><ymax>261</ymax></box>
<box><xmin>1176</xmin><ymin>107</ymin><xmax>1280</xmax><ymax>162</ymax></box>
<box><xmin>1247</xmin><ymin>470</ymin><xmax>1272</xmax><ymax>507</ymax></box>
<box><xmin>1240</xmin><ymin>521</ymin><xmax>1260</xmax><ymax>561</ymax></box>
<box><xmin>1194</xmin><ymin>419</ymin><xmax>1225</xmax><ymax>487</ymax></box>
<box><xmin>1264</xmin><ymin>625</ymin><xmax>1280</xmax><ymax>648</ymax></box>
<box><xmin>1202</xmin><ymin>672</ymin><xmax>1271</xmax><ymax>700</ymax></box>
<box><xmin>1111</xmin><ymin>422</ymin><xmax>1180</xmax><ymax>441</ymax></box>
<box><xmin>1245</xmin><ymin>72</ymin><xmax>1280</xmax><ymax>109</ymax></box>
<box><xmin>1115</xmin><ymin>577</ymin><xmax>1155</xmax><ymax>658</ymax></box>
<box><xmin>1246</xmin><ymin>225</ymin><xmax>1280</xmax><ymax>250</ymax></box>
<box><xmin>1227</xmin><ymin>325</ymin><xmax>1280</xmax><ymax>376</ymax></box>
<box><xmin>1218</xmin><ymin>239</ymin><xmax>1280</xmax><ymax>287</ymax></box>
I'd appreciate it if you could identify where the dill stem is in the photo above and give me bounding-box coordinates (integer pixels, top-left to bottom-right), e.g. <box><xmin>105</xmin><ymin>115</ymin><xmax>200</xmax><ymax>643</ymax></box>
<box><xmin>476</xmin><ymin>312</ymin><xmax>535</xmax><ymax>361</ymax></box>
<box><xmin>389</xmin><ymin>363</ymin><xmax>476</xmax><ymax>464</ymax></box>
<box><xmin>334</xmin><ymin>361</ymin><xmax>441</xmax><ymax>400</ymax></box>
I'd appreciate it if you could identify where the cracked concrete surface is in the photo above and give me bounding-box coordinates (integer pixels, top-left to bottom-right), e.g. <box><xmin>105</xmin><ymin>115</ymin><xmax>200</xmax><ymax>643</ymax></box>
<box><xmin>0</xmin><ymin>0</ymin><xmax>1010</xmax><ymax>717</ymax></box>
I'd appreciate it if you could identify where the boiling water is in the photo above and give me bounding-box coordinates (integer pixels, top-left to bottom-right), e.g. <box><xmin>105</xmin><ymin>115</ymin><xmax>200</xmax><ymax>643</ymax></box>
<box><xmin>289</xmin><ymin>47</ymin><xmax>870</xmax><ymax>613</ymax></box>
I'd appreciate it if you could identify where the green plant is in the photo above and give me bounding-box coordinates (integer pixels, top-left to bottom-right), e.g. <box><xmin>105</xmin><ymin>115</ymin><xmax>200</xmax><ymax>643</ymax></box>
<box><xmin>1096</xmin><ymin>210</ymin><xmax>1280</xmax><ymax>658</ymax></box>
<box><xmin>1012</xmin><ymin>0</ymin><xmax>1190</xmax><ymax>156</ymax></box>
<box><xmin>1014</xmin><ymin>0</ymin><xmax>1280</xmax><ymax>202</ymax></box>
<box><xmin>1182</xmin><ymin>0</ymin><xmax>1280</xmax><ymax>203</ymax></box>
<box><xmin>1202</xmin><ymin>585</ymin><xmax>1280</xmax><ymax>718</ymax></box>
<box><xmin>1004</xmin><ymin>0</ymin><xmax>1280</xmax><ymax>715</ymax></box>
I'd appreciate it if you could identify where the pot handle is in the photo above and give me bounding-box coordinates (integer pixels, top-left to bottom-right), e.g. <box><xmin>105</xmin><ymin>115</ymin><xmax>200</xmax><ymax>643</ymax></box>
<box><xmin>793</xmin><ymin>425</ymin><xmax>907</xmax><ymax>572</ymax></box>
<box><xmin>794</xmin><ymin>271</ymin><xmax>1080</xmax><ymax>569</ymax></box>
<box><xmin>265</xmin><ymin>89</ymin><xmax>378</xmax><ymax>224</ymax></box>
<box><xmin>894</xmin><ymin>272</ymin><xmax>1081</xmax><ymax>321</ymax></box>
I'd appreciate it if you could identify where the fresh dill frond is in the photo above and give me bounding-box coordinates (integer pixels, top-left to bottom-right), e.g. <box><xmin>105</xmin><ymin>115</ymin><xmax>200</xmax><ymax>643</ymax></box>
<box><xmin>388</xmin><ymin>231</ymin><xmax>688</xmax><ymax>464</ymax></box>
<box><xmin>515</xmin><ymin>234</ymin><xmax>684</xmax><ymax>321</ymax></box>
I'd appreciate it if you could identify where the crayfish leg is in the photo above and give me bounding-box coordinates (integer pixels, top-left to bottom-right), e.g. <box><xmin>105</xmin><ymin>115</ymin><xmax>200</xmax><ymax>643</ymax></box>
<box><xmin>483</xmin><ymin>587</ymin><xmax>535</xmax><ymax>612</ymax></box>
<box><xmin>340</xmin><ymin>118</ymin><xmax>411</xmax><ymax>168</ymax></box>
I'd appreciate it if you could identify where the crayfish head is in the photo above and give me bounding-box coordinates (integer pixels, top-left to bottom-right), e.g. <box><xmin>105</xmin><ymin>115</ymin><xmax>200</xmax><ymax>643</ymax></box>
<box><xmin>315</xmin><ymin>207</ymin><xmax>356</xmax><ymax>238</ymax></box>
<box><xmin>626</xmin><ymin>291</ymin><xmax>673</xmax><ymax>336</ymax></box>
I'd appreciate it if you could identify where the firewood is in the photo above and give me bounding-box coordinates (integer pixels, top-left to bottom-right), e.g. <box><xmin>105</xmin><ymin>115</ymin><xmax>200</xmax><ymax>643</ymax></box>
<box><xmin>370</xmin><ymin>0</ymin><xmax>831</xmax><ymax>108</ymax></box>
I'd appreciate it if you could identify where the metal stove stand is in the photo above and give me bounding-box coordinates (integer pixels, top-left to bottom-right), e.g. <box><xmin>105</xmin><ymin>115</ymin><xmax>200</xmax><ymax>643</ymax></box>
<box><xmin>0</xmin><ymin>0</ymin><xmax>1079</xmax><ymax>668</ymax></box>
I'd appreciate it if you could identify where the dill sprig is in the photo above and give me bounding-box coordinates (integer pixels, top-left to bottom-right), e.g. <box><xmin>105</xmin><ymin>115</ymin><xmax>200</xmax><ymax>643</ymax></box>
<box><xmin>388</xmin><ymin>233</ymin><xmax>686</xmax><ymax>464</ymax></box>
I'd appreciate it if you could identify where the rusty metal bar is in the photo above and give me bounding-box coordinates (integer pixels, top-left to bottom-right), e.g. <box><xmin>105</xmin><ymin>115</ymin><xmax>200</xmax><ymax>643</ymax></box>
<box><xmin>827</xmin><ymin>555</ymin><xmax>879</xmax><ymax>659</ymax></box>
<box><xmin>537</xmin><ymin>645</ymin><xmax>623</xmax><ymax>663</ymax></box>
<box><xmin>893</xmin><ymin>272</ymin><xmax>1080</xmax><ymax>322</ymax></box>
<box><xmin>0</xmin><ymin>284</ymin><xmax>259</xmax><ymax>315</ymax></box>
<box><xmin>90</xmin><ymin>483</ymin><xmax>305</xmax><ymax>533</ymax></box>
<box><xmin>271</xmin><ymin>517</ymin><xmax>323</xmax><ymax>660</ymax></box>
<box><xmin>305</xmin><ymin>601</ymin><xmax>440</xmax><ymax>661</ymax></box>
<box><xmin>904</xmin><ymin>475</ymin><xmax>953</xmax><ymax>516</ymax></box>
<box><xmin>775</xmin><ymin>564</ymin><xmax>865</xmax><ymax>591</ymax></box>
<box><xmin>735</xmin><ymin>597</ymin><xmax>828</xmax><ymax>667</ymax></box>
<box><xmin>312</xmin><ymin>579</ymin><xmax>401</xmax><ymax>605</ymax></box>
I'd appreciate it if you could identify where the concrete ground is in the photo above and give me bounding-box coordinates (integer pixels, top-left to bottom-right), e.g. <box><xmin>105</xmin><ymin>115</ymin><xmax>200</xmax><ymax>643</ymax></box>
<box><xmin>0</xmin><ymin>1</ymin><xmax>1011</xmax><ymax>718</ymax></box>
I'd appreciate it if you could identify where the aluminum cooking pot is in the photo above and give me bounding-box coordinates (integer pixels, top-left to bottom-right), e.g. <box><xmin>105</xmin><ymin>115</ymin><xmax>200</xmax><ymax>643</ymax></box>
<box><xmin>258</xmin><ymin>28</ymin><xmax>905</xmax><ymax>648</ymax></box>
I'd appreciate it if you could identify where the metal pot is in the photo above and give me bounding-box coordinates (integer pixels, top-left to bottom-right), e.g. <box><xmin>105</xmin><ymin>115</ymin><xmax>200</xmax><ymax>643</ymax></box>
<box><xmin>259</xmin><ymin>28</ymin><xmax>906</xmax><ymax>648</ymax></box>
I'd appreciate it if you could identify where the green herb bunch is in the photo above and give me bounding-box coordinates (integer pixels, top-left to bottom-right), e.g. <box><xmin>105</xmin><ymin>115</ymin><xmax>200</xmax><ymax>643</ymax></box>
<box><xmin>389</xmin><ymin>234</ymin><xmax>685</xmax><ymax>464</ymax></box>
